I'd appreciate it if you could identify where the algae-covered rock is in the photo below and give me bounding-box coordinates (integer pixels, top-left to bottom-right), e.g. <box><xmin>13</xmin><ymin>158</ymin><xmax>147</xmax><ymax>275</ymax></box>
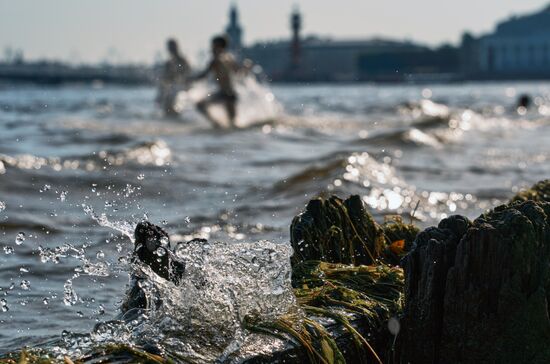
<box><xmin>290</xmin><ymin>195</ymin><xmax>418</xmax><ymax>267</ymax></box>
<box><xmin>380</xmin><ymin>216</ymin><xmax>420</xmax><ymax>266</ymax></box>
<box><xmin>285</xmin><ymin>195</ymin><xmax>414</xmax><ymax>363</ymax></box>
<box><xmin>246</xmin><ymin>261</ymin><xmax>404</xmax><ymax>364</ymax></box>
<box><xmin>291</xmin><ymin>195</ymin><xmax>385</xmax><ymax>266</ymax></box>
<box><xmin>512</xmin><ymin>179</ymin><xmax>550</xmax><ymax>203</ymax></box>
<box><xmin>401</xmin><ymin>200</ymin><xmax>550</xmax><ymax>364</ymax></box>
<box><xmin>0</xmin><ymin>344</ymin><xmax>171</xmax><ymax>364</ymax></box>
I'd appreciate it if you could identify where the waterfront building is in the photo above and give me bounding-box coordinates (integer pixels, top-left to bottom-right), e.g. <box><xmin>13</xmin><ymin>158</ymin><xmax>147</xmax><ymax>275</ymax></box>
<box><xmin>466</xmin><ymin>4</ymin><xmax>550</xmax><ymax>78</ymax></box>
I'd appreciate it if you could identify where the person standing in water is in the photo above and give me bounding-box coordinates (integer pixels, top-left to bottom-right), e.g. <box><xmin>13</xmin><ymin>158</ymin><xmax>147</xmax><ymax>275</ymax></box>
<box><xmin>157</xmin><ymin>38</ymin><xmax>191</xmax><ymax>116</ymax></box>
<box><xmin>193</xmin><ymin>36</ymin><xmax>239</xmax><ymax>128</ymax></box>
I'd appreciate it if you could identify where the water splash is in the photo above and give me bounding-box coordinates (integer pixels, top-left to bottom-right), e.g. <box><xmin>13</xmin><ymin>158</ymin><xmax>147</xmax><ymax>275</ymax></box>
<box><xmin>82</xmin><ymin>204</ymin><xmax>135</xmax><ymax>242</ymax></box>
<box><xmin>0</xmin><ymin>298</ymin><xmax>8</xmax><ymax>312</ymax></box>
<box><xmin>63</xmin><ymin>279</ymin><xmax>78</xmax><ymax>306</ymax></box>
<box><xmin>122</xmin><ymin>239</ymin><xmax>297</xmax><ymax>362</ymax></box>
<box><xmin>20</xmin><ymin>280</ymin><xmax>30</xmax><ymax>290</ymax></box>
<box><xmin>180</xmin><ymin>73</ymin><xmax>282</xmax><ymax>128</ymax></box>
<box><xmin>15</xmin><ymin>232</ymin><xmax>26</xmax><ymax>245</ymax></box>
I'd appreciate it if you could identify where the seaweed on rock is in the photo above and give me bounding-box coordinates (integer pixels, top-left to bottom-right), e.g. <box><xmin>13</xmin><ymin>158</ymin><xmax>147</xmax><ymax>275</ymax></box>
<box><xmin>257</xmin><ymin>195</ymin><xmax>415</xmax><ymax>363</ymax></box>
<box><xmin>0</xmin><ymin>344</ymin><xmax>171</xmax><ymax>364</ymax></box>
<box><xmin>512</xmin><ymin>179</ymin><xmax>550</xmax><ymax>203</ymax></box>
<box><xmin>245</xmin><ymin>261</ymin><xmax>404</xmax><ymax>364</ymax></box>
<box><xmin>290</xmin><ymin>195</ymin><xmax>385</xmax><ymax>266</ymax></box>
<box><xmin>290</xmin><ymin>195</ymin><xmax>418</xmax><ymax>267</ymax></box>
<box><xmin>380</xmin><ymin>216</ymin><xmax>420</xmax><ymax>266</ymax></box>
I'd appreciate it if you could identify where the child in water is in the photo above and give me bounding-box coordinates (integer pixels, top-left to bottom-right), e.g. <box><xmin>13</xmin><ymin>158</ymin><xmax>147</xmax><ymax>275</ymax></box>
<box><xmin>193</xmin><ymin>36</ymin><xmax>240</xmax><ymax>128</ymax></box>
<box><xmin>157</xmin><ymin>39</ymin><xmax>191</xmax><ymax>116</ymax></box>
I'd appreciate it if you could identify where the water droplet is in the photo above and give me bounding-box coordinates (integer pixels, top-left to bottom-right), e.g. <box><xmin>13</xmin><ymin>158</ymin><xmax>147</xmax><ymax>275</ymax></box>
<box><xmin>0</xmin><ymin>299</ymin><xmax>8</xmax><ymax>312</ymax></box>
<box><xmin>0</xmin><ymin>201</ymin><xmax>5</xmax><ymax>212</ymax></box>
<box><xmin>15</xmin><ymin>232</ymin><xmax>25</xmax><ymax>245</ymax></box>
<box><xmin>77</xmin><ymin>311</ymin><xmax>84</xmax><ymax>317</ymax></box>
<box><xmin>43</xmin><ymin>297</ymin><xmax>49</xmax><ymax>305</ymax></box>
<box><xmin>160</xmin><ymin>237</ymin><xmax>169</xmax><ymax>247</ymax></box>
<box><xmin>3</xmin><ymin>246</ymin><xmax>13</xmax><ymax>255</ymax></box>
<box><xmin>155</xmin><ymin>247</ymin><xmax>166</xmax><ymax>257</ymax></box>
<box><xmin>19</xmin><ymin>267</ymin><xmax>28</xmax><ymax>273</ymax></box>
<box><xmin>60</xmin><ymin>191</ymin><xmax>68</xmax><ymax>202</ymax></box>
<box><xmin>123</xmin><ymin>184</ymin><xmax>136</xmax><ymax>197</ymax></box>
<box><xmin>20</xmin><ymin>280</ymin><xmax>30</xmax><ymax>290</ymax></box>
<box><xmin>63</xmin><ymin>279</ymin><xmax>78</xmax><ymax>306</ymax></box>
<box><xmin>388</xmin><ymin>317</ymin><xmax>400</xmax><ymax>335</ymax></box>
<box><xmin>137</xmin><ymin>174</ymin><xmax>145</xmax><ymax>180</ymax></box>
<box><xmin>40</xmin><ymin>184</ymin><xmax>51</xmax><ymax>193</ymax></box>
<box><xmin>98</xmin><ymin>304</ymin><xmax>105</xmax><ymax>315</ymax></box>
<box><xmin>184</xmin><ymin>216</ymin><xmax>191</xmax><ymax>224</ymax></box>
<box><xmin>116</xmin><ymin>244</ymin><xmax>123</xmax><ymax>253</ymax></box>
<box><xmin>96</xmin><ymin>250</ymin><xmax>105</xmax><ymax>259</ymax></box>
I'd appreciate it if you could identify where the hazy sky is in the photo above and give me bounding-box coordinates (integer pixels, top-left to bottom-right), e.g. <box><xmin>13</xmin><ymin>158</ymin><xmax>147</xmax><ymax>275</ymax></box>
<box><xmin>0</xmin><ymin>0</ymin><xmax>548</xmax><ymax>64</ymax></box>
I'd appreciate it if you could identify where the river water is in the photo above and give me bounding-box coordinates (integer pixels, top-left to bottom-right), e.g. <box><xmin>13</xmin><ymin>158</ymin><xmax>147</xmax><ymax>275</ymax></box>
<box><xmin>0</xmin><ymin>80</ymin><xmax>549</xmax><ymax>356</ymax></box>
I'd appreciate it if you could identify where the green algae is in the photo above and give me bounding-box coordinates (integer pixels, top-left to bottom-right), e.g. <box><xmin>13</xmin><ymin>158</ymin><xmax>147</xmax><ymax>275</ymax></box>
<box><xmin>0</xmin><ymin>344</ymin><xmax>172</xmax><ymax>364</ymax></box>
<box><xmin>512</xmin><ymin>179</ymin><xmax>550</xmax><ymax>204</ymax></box>
<box><xmin>244</xmin><ymin>195</ymin><xmax>413</xmax><ymax>363</ymax></box>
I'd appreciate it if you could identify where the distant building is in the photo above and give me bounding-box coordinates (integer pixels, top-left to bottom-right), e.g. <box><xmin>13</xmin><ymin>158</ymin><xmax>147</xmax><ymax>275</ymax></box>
<box><xmin>245</xmin><ymin>37</ymin><xmax>457</xmax><ymax>82</ymax></box>
<box><xmin>225</xmin><ymin>5</ymin><xmax>243</xmax><ymax>57</ymax></box>
<box><xmin>242</xmin><ymin>7</ymin><xmax>459</xmax><ymax>82</ymax></box>
<box><xmin>463</xmin><ymin>4</ymin><xmax>550</xmax><ymax>79</ymax></box>
<box><xmin>231</xmin><ymin>3</ymin><xmax>550</xmax><ymax>82</ymax></box>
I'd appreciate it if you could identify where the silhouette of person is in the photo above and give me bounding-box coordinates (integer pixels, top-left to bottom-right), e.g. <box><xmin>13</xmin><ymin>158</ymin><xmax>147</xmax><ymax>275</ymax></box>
<box><xmin>193</xmin><ymin>36</ymin><xmax>239</xmax><ymax>128</ymax></box>
<box><xmin>517</xmin><ymin>94</ymin><xmax>531</xmax><ymax>109</ymax></box>
<box><xmin>157</xmin><ymin>39</ymin><xmax>191</xmax><ymax>116</ymax></box>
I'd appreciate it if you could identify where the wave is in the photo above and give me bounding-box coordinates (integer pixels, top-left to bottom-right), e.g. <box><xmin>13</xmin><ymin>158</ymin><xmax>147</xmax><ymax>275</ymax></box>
<box><xmin>0</xmin><ymin>140</ymin><xmax>172</xmax><ymax>173</ymax></box>
<box><xmin>268</xmin><ymin>151</ymin><xmax>488</xmax><ymax>225</ymax></box>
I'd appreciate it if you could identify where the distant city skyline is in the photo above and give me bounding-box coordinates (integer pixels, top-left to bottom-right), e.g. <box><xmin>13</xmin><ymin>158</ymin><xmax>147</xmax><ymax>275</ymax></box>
<box><xmin>0</xmin><ymin>0</ymin><xmax>548</xmax><ymax>65</ymax></box>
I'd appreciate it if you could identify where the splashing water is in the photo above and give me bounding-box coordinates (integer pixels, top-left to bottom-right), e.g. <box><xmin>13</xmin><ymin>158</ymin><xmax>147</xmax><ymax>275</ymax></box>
<box><xmin>54</xmin><ymin>234</ymin><xmax>298</xmax><ymax>362</ymax></box>
<box><xmin>15</xmin><ymin>232</ymin><xmax>25</xmax><ymax>245</ymax></box>
<box><xmin>0</xmin><ymin>298</ymin><xmax>8</xmax><ymax>312</ymax></box>
<box><xmin>121</xmin><ymin>238</ymin><xmax>298</xmax><ymax>362</ymax></box>
<box><xmin>63</xmin><ymin>279</ymin><xmax>78</xmax><ymax>306</ymax></box>
<box><xmin>179</xmin><ymin>73</ymin><xmax>282</xmax><ymax>128</ymax></box>
<box><xmin>82</xmin><ymin>204</ymin><xmax>135</xmax><ymax>242</ymax></box>
<box><xmin>20</xmin><ymin>280</ymin><xmax>30</xmax><ymax>290</ymax></box>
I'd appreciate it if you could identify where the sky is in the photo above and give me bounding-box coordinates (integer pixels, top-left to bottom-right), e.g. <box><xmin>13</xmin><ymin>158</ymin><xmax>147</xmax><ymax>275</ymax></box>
<box><xmin>0</xmin><ymin>0</ymin><xmax>548</xmax><ymax>65</ymax></box>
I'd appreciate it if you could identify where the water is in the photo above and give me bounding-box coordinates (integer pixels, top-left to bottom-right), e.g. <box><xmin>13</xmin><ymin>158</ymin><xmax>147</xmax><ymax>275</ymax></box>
<box><xmin>0</xmin><ymin>79</ymin><xmax>549</xmax><ymax>359</ymax></box>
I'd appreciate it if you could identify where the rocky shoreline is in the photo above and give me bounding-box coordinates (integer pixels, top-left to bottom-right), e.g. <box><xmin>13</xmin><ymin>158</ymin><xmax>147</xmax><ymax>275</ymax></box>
<box><xmin>1</xmin><ymin>179</ymin><xmax>549</xmax><ymax>364</ymax></box>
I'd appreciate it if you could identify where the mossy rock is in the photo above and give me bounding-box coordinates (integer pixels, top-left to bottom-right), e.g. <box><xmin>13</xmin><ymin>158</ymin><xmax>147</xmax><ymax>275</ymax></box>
<box><xmin>511</xmin><ymin>179</ymin><xmax>550</xmax><ymax>203</ymax></box>
<box><xmin>290</xmin><ymin>195</ymin><xmax>418</xmax><ymax>267</ymax></box>
<box><xmin>0</xmin><ymin>344</ymin><xmax>171</xmax><ymax>364</ymax></box>
<box><xmin>380</xmin><ymin>216</ymin><xmax>419</xmax><ymax>266</ymax></box>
